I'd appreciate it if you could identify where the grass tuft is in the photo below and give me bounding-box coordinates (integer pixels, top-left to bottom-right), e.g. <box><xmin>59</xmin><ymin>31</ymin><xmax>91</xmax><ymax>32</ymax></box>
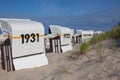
<box><xmin>80</xmin><ymin>42</ymin><xmax>89</xmax><ymax>55</ymax></box>
<box><xmin>95</xmin><ymin>43</ymin><xmax>105</xmax><ymax>61</ymax></box>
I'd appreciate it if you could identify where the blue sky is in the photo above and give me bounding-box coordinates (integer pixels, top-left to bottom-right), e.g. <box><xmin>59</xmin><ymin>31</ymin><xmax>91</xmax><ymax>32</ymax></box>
<box><xmin>0</xmin><ymin>0</ymin><xmax>120</xmax><ymax>17</ymax></box>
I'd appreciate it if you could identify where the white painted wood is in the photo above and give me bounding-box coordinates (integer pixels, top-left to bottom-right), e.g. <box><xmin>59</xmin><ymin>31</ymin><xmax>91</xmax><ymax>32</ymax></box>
<box><xmin>0</xmin><ymin>18</ymin><xmax>48</xmax><ymax>70</ymax></box>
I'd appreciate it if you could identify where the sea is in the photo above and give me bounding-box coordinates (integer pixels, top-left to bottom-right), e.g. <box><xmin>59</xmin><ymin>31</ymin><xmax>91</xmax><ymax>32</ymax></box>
<box><xmin>37</xmin><ymin>20</ymin><xmax>117</xmax><ymax>34</ymax></box>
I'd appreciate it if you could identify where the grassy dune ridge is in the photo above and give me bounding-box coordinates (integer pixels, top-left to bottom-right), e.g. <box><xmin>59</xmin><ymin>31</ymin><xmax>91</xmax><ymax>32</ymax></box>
<box><xmin>71</xmin><ymin>23</ymin><xmax>120</xmax><ymax>59</ymax></box>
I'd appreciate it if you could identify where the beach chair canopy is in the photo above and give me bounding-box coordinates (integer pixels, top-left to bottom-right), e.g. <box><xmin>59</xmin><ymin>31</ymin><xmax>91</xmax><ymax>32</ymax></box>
<box><xmin>0</xmin><ymin>18</ymin><xmax>48</xmax><ymax>71</ymax></box>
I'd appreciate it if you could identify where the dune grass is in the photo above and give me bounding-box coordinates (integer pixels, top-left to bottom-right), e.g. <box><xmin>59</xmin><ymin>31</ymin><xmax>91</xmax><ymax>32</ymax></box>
<box><xmin>110</xmin><ymin>25</ymin><xmax>120</xmax><ymax>39</ymax></box>
<box><xmin>95</xmin><ymin>43</ymin><xmax>105</xmax><ymax>61</ymax></box>
<box><xmin>89</xmin><ymin>25</ymin><xmax>120</xmax><ymax>60</ymax></box>
<box><xmin>71</xmin><ymin>23</ymin><xmax>120</xmax><ymax>60</ymax></box>
<box><xmin>71</xmin><ymin>42</ymin><xmax>90</xmax><ymax>59</ymax></box>
<box><xmin>89</xmin><ymin>32</ymin><xmax>111</xmax><ymax>46</ymax></box>
<box><xmin>80</xmin><ymin>42</ymin><xmax>90</xmax><ymax>59</ymax></box>
<box><xmin>80</xmin><ymin>42</ymin><xmax>89</xmax><ymax>55</ymax></box>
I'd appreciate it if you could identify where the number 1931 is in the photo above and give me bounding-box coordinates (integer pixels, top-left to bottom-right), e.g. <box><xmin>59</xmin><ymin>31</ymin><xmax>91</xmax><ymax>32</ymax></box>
<box><xmin>21</xmin><ymin>33</ymin><xmax>39</xmax><ymax>44</ymax></box>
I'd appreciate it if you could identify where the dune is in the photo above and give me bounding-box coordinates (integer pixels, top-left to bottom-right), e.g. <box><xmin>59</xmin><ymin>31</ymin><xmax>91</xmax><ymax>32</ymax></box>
<box><xmin>0</xmin><ymin>40</ymin><xmax>120</xmax><ymax>80</ymax></box>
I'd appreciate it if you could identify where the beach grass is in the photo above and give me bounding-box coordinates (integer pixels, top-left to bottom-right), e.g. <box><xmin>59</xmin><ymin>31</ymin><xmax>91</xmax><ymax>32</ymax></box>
<box><xmin>110</xmin><ymin>24</ymin><xmax>120</xmax><ymax>39</ymax></box>
<box><xmin>95</xmin><ymin>43</ymin><xmax>105</xmax><ymax>61</ymax></box>
<box><xmin>71</xmin><ymin>23</ymin><xmax>120</xmax><ymax>60</ymax></box>
<box><xmin>80</xmin><ymin>42</ymin><xmax>89</xmax><ymax>55</ymax></box>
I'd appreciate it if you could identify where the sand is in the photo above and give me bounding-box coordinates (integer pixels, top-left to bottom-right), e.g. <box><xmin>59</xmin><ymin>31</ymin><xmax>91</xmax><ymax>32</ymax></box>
<box><xmin>0</xmin><ymin>40</ymin><xmax>120</xmax><ymax>80</ymax></box>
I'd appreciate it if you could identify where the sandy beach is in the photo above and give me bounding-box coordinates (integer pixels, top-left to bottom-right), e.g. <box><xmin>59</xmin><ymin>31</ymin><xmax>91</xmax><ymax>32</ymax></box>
<box><xmin>0</xmin><ymin>40</ymin><xmax>120</xmax><ymax>80</ymax></box>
